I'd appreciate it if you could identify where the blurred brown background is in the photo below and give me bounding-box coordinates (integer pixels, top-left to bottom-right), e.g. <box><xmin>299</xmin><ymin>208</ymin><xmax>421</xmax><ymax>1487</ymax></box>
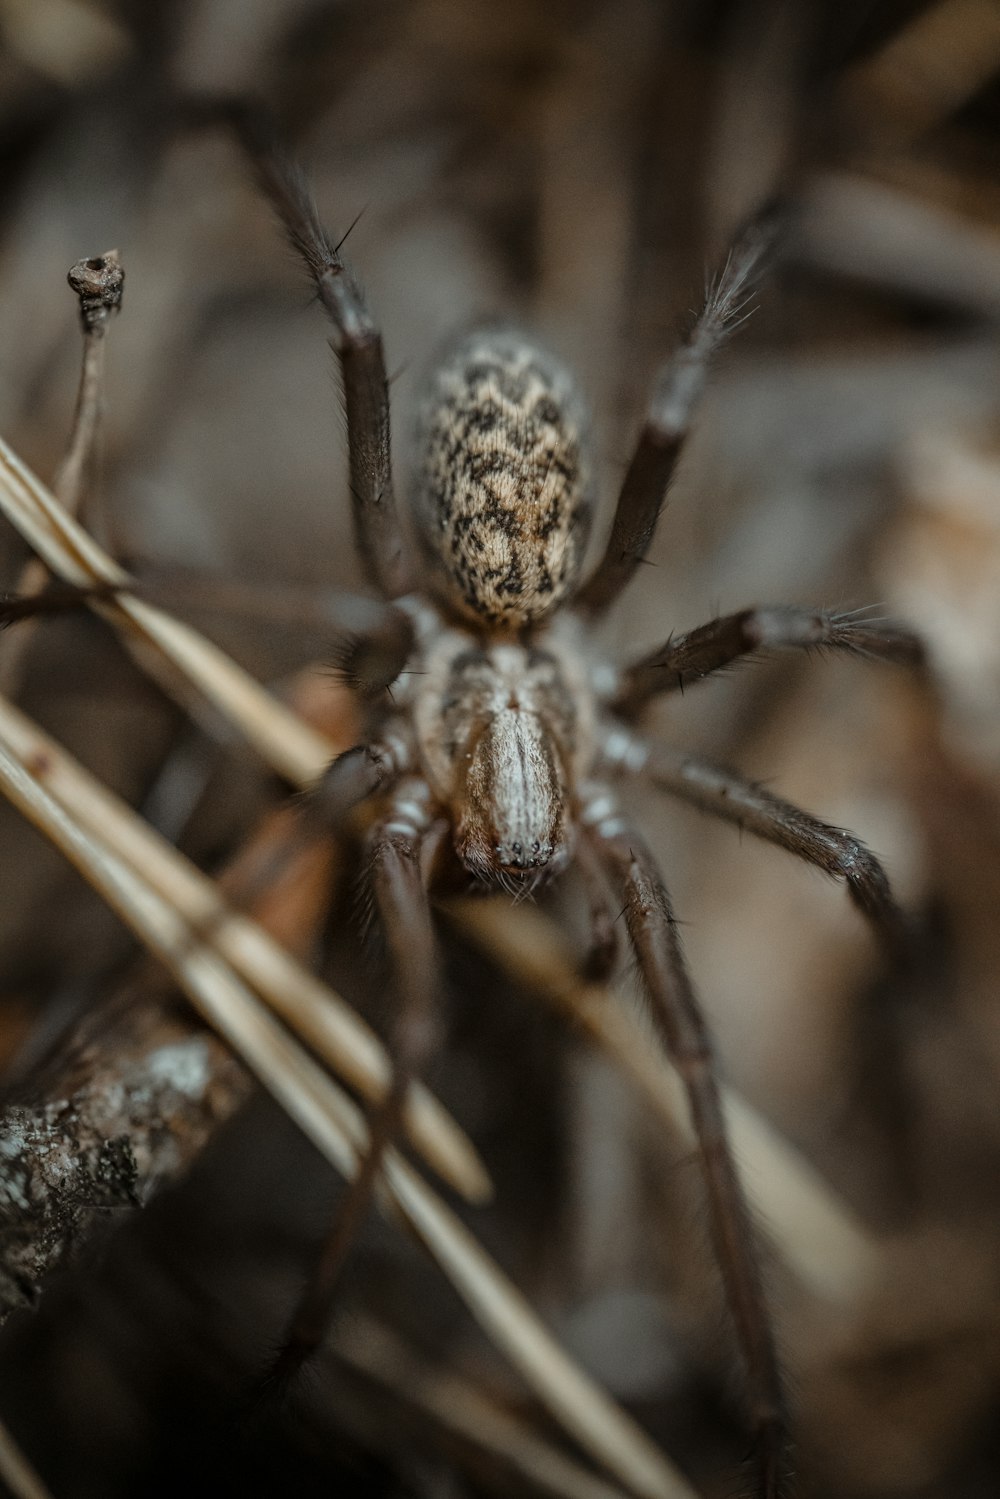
<box><xmin>1</xmin><ymin>1</ymin><xmax>1000</xmax><ymax>1496</ymax></box>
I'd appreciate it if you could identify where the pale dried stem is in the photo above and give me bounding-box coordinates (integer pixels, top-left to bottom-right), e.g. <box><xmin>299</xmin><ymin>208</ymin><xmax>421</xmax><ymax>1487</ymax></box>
<box><xmin>53</xmin><ymin>321</ymin><xmax>109</xmax><ymax>515</ymax></box>
<box><xmin>0</xmin><ymin>1414</ymin><xmax>55</xmax><ymax>1499</ymax></box>
<box><xmin>333</xmin><ymin>1314</ymin><xmax>631</xmax><ymax>1499</ymax></box>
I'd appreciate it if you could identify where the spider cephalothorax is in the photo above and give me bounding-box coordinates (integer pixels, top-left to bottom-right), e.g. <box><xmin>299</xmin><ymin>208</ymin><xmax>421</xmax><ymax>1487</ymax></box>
<box><xmin>405</xmin><ymin>606</ymin><xmax>591</xmax><ymax>881</ymax></box>
<box><xmin>232</xmin><ymin>112</ymin><xmax>924</xmax><ymax>1498</ymax></box>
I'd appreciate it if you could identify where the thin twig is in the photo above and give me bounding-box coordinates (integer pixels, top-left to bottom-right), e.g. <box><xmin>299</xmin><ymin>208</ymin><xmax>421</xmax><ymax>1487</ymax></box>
<box><xmin>0</xmin><ymin>984</ymin><xmax>248</xmax><ymax>1322</ymax></box>
<box><xmin>0</xmin><ymin>251</ymin><xmax>122</xmax><ymax>697</ymax></box>
<box><xmin>54</xmin><ymin>250</ymin><xmax>123</xmax><ymax>513</ymax></box>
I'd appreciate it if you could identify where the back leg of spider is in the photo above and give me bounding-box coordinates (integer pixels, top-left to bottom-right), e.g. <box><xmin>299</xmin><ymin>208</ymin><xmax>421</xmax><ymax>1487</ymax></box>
<box><xmin>574</xmin><ymin>834</ymin><xmax>620</xmax><ymax>980</ymax></box>
<box><xmin>574</xmin><ymin>206</ymin><xmax>780</xmax><ymax>615</ymax></box>
<box><xmin>195</xmin><ymin>101</ymin><xmax>407</xmax><ymax>599</ymax></box>
<box><xmin>267</xmin><ymin>787</ymin><xmax>442</xmax><ymax>1387</ymax></box>
<box><xmin>585</xmin><ymin>807</ymin><xmax>788</xmax><ymax>1496</ymax></box>
<box><xmin>605</xmin><ymin>733</ymin><xmax>908</xmax><ymax>956</ymax></box>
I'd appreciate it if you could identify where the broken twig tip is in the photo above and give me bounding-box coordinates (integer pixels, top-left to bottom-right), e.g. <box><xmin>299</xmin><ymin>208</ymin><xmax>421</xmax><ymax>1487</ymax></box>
<box><xmin>67</xmin><ymin>249</ymin><xmax>124</xmax><ymax>332</ymax></box>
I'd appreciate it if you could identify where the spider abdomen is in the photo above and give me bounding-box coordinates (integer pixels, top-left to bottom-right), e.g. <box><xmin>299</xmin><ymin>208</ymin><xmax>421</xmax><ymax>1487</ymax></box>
<box><xmin>412</xmin><ymin>328</ymin><xmax>592</xmax><ymax>628</ymax></box>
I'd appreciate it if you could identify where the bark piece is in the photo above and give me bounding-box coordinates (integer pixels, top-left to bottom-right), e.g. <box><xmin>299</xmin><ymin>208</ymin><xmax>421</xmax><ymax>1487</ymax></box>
<box><xmin>0</xmin><ymin>989</ymin><xmax>248</xmax><ymax>1321</ymax></box>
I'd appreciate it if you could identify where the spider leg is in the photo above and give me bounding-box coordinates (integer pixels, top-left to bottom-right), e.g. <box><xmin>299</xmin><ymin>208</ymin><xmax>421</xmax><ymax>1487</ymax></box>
<box><xmin>602</xmin><ymin>731</ymin><xmax>906</xmax><ymax>954</ymax></box>
<box><xmin>307</xmin><ymin>732</ymin><xmax>410</xmax><ymax>822</ymax></box>
<box><xmin>124</xmin><ymin>568</ymin><xmax>414</xmax><ymax>667</ymax></box>
<box><xmin>574</xmin><ymin>208</ymin><xmax>778</xmax><ymax>616</ymax></box>
<box><xmin>574</xmin><ymin>831</ymin><xmax>620</xmax><ymax>981</ymax></box>
<box><xmin>270</xmin><ymin>783</ymin><xmax>441</xmax><ymax>1383</ymax></box>
<box><xmin>183</xmin><ymin>736</ymin><xmax>411</xmax><ymax>972</ymax></box>
<box><xmin>614</xmin><ymin>605</ymin><xmax>926</xmax><ymax>715</ymax></box>
<box><xmin>583</xmin><ymin>797</ymin><xmax>787</xmax><ymax>1497</ymax></box>
<box><xmin>328</xmin><ymin>603</ymin><xmax>415</xmax><ymax>700</ymax></box>
<box><xmin>205</xmin><ymin>102</ymin><xmax>407</xmax><ymax>600</ymax></box>
<box><xmin>0</xmin><ymin>582</ymin><xmax>414</xmax><ymax>705</ymax></box>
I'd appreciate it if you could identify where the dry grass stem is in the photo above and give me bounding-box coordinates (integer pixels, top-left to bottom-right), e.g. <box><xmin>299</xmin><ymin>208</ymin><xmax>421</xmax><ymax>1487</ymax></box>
<box><xmin>0</xmin><ymin>251</ymin><xmax>122</xmax><ymax>696</ymax></box>
<box><xmin>0</xmin><ymin>434</ymin><xmax>334</xmax><ymax>784</ymax></box>
<box><xmin>54</xmin><ymin>248</ymin><xmax>123</xmax><ymax>513</ymax></box>
<box><xmin>378</xmin><ymin>1156</ymin><xmax>695</xmax><ymax>1499</ymax></box>
<box><xmin>0</xmin><ymin>1417</ymin><xmax>54</xmax><ymax>1499</ymax></box>
<box><xmin>334</xmin><ymin>1314</ymin><xmax>632</xmax><ymax>1499</ymax></box>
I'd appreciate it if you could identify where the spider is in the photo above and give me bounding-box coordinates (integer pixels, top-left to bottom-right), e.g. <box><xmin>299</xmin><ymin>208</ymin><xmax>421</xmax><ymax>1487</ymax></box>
<box><xmin>178</xmin><ymin>108</ymin><xmax>923</xmax><ymax>1498</ymax></box>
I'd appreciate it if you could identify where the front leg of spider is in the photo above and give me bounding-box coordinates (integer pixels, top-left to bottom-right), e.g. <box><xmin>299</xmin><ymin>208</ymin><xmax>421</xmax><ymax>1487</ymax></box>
<box><xmin>222</xmin><ymin>102</ymin><xmax>409</xmax><ymax>600</ymax></box>
<box><xmin>208</xmin><ymin>112</ymin><xmax>445</xmax><ymax>1390</ymax></box>
<box><xmin>615</xmin><ymin>605</ymin><xmax>927</xmax><ymax>714</ymax></box>
<box><xmin>575</xmin><ymin>834</ymin><xmax>621</xmax><ymax>981</ymax></box>
<box><xmin>575</xmin><ymin>207</ymin><xmax>780</xmax><ymax>616</ymax></box>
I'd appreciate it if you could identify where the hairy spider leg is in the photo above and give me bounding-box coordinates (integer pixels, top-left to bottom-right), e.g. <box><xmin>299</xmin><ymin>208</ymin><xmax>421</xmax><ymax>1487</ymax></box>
<box><xmin>268</xmin><ymin>782</ymin><xmax>443</xmax><ymax>1385</ymax></box>
<box><xmin>574</xmin><ymin>209</ymin><xmax>778</xmax><ymax>616</ymax></box>
<box><xmin>600</xmin><ymin>730</ymin><xmax>908</xmax><ymax>956</ymax></box>
<box><xmin>585</xmin><ymin>799</ymin><xmax>788</xmax><ymax>1499</ymax></box>
<box><xmin>614</xmin><ymin>605</ymin><xmax>927</xmax><ymax>716</ymax></box>
<box><xmin>221</xmin><ymin>104</ymin><xmax>409</xmax><ymax>600</ymax></box>
<box><xmin>573</xmin><ymin>831</ymin><xmax>620</xmax><ymax>981</ymax></box>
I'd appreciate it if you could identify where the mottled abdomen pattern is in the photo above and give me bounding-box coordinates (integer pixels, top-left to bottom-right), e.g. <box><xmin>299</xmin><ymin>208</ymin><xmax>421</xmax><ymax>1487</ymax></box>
<box><xmin>412</xmin><ymin>328</ymin><xmax>592</xmax><ymax>628</ymax></box>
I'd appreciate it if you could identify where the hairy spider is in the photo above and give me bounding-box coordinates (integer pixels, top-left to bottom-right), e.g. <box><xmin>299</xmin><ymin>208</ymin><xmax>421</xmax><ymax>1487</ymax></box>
<box><xmin>219</xmin><ymin>110</ymin><xmax>923</xmax><ymax>1498</ymax></box>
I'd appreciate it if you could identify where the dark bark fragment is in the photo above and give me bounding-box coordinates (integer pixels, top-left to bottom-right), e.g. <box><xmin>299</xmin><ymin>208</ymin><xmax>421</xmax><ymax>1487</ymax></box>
<box><xmin>0</xmin><ymin>989</ymin><xmax>249</xmax><ymax>1322</ymax></box>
